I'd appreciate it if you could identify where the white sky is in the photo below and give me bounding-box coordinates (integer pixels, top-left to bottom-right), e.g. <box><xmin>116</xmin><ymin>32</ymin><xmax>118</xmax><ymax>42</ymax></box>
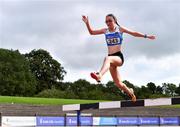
<box><xmin>0</xmin><ymin>0</ymin><xmax>180</xmax><ymax>86</ymax></box>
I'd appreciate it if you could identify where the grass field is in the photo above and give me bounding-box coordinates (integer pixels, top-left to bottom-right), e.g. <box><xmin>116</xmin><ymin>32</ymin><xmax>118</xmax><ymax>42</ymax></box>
<box><xmin>0</xmin><ymin>96</ymin><xmax>105</xmax><ymax>105</ymax></box>
<box><xmin>159</xmin><ymin>105</ymin><xmax>180</xmax><ymax>108</ymax></box>
<box><xmin>0</xmin><ymin>96</ymin><xmax>180</xmax><ymax>108</ymax></box>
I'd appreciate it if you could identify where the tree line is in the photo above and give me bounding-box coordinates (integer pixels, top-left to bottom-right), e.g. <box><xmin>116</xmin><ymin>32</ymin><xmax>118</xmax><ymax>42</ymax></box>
<box><xmin>0</xmin><ymin>48</ymin><xmax>180</xmax><ymax>100</ymax></box>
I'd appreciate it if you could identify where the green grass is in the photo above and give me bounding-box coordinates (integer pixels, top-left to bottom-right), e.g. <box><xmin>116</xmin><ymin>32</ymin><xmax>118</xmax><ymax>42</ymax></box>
<box><xmin>159</xmin><ymin>104</ymin><xmax>180</xmax><ymax>108</ymax></box>
<box><xmin>0</xmin><ymin>96</ymin><xmax>180</xmax><ymax>108</ymax></box>
<box><xmin>0</xmin><ymin>96</ymin><xmax>105</xmax><ymax>105</ymax></box>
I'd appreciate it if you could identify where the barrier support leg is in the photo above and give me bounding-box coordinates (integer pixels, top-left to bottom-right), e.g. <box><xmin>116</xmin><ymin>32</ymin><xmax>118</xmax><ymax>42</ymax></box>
<box><xmin>77</xmin><ymin>110</ymin><xmax>81</xmax><ymax>126</ymax></box>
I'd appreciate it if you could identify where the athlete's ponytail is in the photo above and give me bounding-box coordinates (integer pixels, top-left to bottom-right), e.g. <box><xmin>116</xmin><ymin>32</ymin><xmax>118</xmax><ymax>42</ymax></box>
<box><xmin>106</xmin><ymin>14</ymin><xmax>120</xmax><ymax>27</ymax></box>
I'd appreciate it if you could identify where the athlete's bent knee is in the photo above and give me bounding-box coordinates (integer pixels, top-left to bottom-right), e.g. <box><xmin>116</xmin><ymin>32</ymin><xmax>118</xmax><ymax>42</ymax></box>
<box><xmin>110</xmin><ymin>64</ymin><xmax>116</xmax><ymax>70</ymax></box>
<box><xmin>104</xmin><ymin>56</ymin><xmax>111</xmax><ymax>62</ymax></box>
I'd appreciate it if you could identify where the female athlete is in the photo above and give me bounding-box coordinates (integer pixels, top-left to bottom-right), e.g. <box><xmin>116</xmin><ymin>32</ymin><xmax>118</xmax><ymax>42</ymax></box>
<box><xmin>82</xmin><ymin>14</ymin><xmax>155</xmax><ymax>102</ymax></box>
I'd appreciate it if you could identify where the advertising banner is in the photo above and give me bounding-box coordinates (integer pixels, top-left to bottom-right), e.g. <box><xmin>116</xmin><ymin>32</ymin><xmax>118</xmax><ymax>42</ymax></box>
<box><xmin>80</xmin><ymin>116</ymin><xmax>93</xmax><ymax>126</ymax></box>
<box><xmin>36</xmin><ymin>116</ymin><xmax>64</xmax><ymax>126</ymax></box>
<box><xmin>139</xmin><ymin>117</ymin><xmax>159</xmax><ymax>125</ymax></box>
<box><xmin>2</xmin><ymin>116</ymin><xmax>179</xmax><ymax>126</ymax></box>
<box><xmin>66</xmin><ymin>116</ymin><xmax>77</xmax><ymax>126</ymax></box>
<box><xmin>117</xmin><ymin>117</ymin><xmax>139</xmax><ymax>125</ymax></box>
<box><xmin>93</xmin><ymin>117</ymin><xmax>100</xmax><ymax>126</ymax></box>
<box><xmin>160</xmin><ymin>117</ymin><xmax>179</xmax><ymax>125</ymax></box>
<box><xmin>2</xmin><ymin>116</ymin><xmax>36</xmax><ymax>127</ymax></box>
<box><xmin>93</xmin><ymin>117</ymin><xmax>117</xmax><ymax>126</ymax></box>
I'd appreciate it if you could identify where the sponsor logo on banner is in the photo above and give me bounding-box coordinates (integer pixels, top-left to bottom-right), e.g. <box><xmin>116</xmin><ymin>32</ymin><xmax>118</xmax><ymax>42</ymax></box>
<box><xmin>160</xmin><ymin>117</ymin><xmax>179</xmax><ymax>125</ymax></box>
<box><xmin>93</xmin><ymin>117</ymin><xmax>117</xmax><ymax>126</ymax></box>
<box><xmin>139</xmin><ymin>117</ymin><xmax>159</xmax><ymax>125</ymax></box>
<box><xmin>2</xmin><ymin>116</ymin><xmax>36</xmax><ymax>127</ymax></box>
<box><xmin>66</xmin><ymin>116</ymin><xmax>77</xmax><ymax>126</ymax></box>
<box><xmin>93</xmin><ymin>117</ymin><xmax>100</xmax><ymax>126</ymax></box>
<box><xmin>80</xmin><ymin>117</ymin><xmax>92</xmax><ymax>126</ymax></box>
<box><xmin>117</xmin><ymin>117</ymin><xmax>139</xmax><ymax>125</ymax></box>
<box><xmin>99</xmin><ymin>117</ymin><xmax>117</xmax><ymax>126</ymax></box>
<box><xmin>36</xmin><ymin>116</ymin><xmax>64</xmax><ymax>126</ymax></box>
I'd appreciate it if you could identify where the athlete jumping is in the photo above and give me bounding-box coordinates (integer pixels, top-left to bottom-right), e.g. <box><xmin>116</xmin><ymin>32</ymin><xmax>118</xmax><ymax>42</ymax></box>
<box><xmin>82</xmin><ymin>14</ymin><xmax>155</xmax><ymax>102</ymax></box>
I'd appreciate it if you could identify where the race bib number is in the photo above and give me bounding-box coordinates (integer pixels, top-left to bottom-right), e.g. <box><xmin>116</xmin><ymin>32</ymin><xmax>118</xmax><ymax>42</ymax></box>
<box><xmin>106</xmin><ymin>32</ymin><xmax>122</xmax><ymax>45</ymax></box>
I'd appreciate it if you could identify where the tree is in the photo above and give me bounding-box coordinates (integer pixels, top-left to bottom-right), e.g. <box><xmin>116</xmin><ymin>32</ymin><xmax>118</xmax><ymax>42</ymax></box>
<box><xmin>147</xmin><ymin>82</ymin><xmax>156</xmax><ymax>94</ymax></box>
<box><xmin>175</xmin><ymin>84</ymin><xmax>180</xmax><ymax>96</ymax></box>
<box><xmin>105</xmin><ymin>81</ymin><xmax>124</xmax><ymax>99</ymax></box>
<box><xmin>69</xmin><ymin>79</ymin><xmax>95</xmax><ymax>99</ymax></box>
<box><xmin>123</xmin><ymin>80</ymin><xmax>136</xmax><ymax>89</ymax></box>
<box><xmin>25</xmin><ymin>49</ymin><xmax>66</xmax><ymax>92</ymax></box>
<box><xmin>156</xmin><ymin>85</ymin><xmax>163</xmax><ymax>94</ymax></box>
<box><xmin>138</xmin><ymin>86</ymin><xmax>151</xmax><ymax>99</ymax></box>
<box><xmin>0</xmin><ymin>49</ymin><xmax>37</xmax><ymax>96</ymax></box>
<box><xmin>162</xmin><ymin>83</ymin><xmax>177</xmax><ymax>97</ymax></box>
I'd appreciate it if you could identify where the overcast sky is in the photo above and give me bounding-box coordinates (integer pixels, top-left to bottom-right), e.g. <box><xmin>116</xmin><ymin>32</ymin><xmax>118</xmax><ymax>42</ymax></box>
<box><xmin>0</xmin><ymin>0</ymin><xmax>180</xmax><ymax>86</ymax></box>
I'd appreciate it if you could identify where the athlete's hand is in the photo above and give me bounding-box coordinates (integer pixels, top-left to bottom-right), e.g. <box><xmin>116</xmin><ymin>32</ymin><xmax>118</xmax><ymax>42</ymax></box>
<box><xmin>82</xmin><ymin>15</ymin><xmax>89</xmax><ymax>24</ymax></box>
<box><xmin>147</xmin><ymin>35</ymin><xmax>156</xmax><ymax>40</ymax></box>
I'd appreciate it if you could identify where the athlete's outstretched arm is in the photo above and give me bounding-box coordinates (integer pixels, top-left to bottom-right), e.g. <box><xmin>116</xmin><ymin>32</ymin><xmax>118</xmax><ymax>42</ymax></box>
<box><xmin>120</xmin><ymin>26</ymin><xmax>156</xmax><ymax>40</ymax></box>
<box><xmin>82</xmin><ymin>15</ymin><xmax>106</xmax><ymax>35</ymax></box>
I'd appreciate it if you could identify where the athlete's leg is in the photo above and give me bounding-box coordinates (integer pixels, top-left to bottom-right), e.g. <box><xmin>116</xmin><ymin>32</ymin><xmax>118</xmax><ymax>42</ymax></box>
<box><xmin>100</xmin><ymin>56</ymin><xmax>123</xmax><ymax>77</ymax></box>
<box><xmin>109</xmin><ymin>65</ymin><xmax>136</xmax><ymax>102</ymax></box>
<box><xmin>91</xmin><ymin>56</ymin><xmax>122</xmax><ymax>82</ymax></box>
